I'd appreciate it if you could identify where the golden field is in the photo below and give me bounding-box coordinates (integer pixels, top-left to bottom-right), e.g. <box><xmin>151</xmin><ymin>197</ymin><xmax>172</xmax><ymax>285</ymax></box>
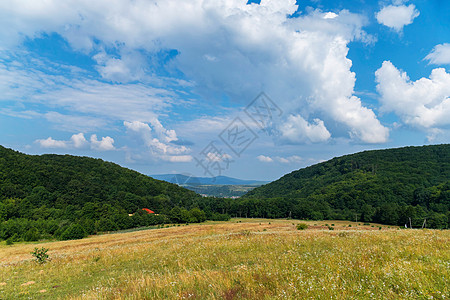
<box><xmin>0</xmin><ymin>219</ymin><xmax>449</xmax><ymax>299</ymax></box>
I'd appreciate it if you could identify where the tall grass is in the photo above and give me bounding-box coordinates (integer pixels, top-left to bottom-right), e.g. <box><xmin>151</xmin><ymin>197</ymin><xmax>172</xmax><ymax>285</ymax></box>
<box><xmin>0</xmin><ymin>220</ymin><xmax>448</xmax><ymax>299</ymax></box>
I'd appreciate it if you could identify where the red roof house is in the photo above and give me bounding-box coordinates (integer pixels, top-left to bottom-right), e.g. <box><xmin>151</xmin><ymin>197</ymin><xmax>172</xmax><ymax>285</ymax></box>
<box><xmin>142</xmin><ymin>208</ymin><xmax>155</xmax><ymax>214</ymax></box>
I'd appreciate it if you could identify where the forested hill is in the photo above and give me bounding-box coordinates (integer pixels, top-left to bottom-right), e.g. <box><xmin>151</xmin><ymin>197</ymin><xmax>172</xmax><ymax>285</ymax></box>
<box><xmin>243</xmin><ymin>144</ymin><xmax>449</xmax><ymax>228</ymax></box>
<box><xmin>0</xmin><ymin>146</ymin><xmax>230</xmax><ymax>242</ymax></box>
<box><xmin>0</xmin><ymin>145</ymin><xmax>199</xmax><ymax>212</ymax></box>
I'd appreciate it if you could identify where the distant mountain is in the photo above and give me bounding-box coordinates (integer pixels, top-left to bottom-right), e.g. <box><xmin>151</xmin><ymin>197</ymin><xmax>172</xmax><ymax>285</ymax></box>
<box><xmin>150</xmin><ymin>174</ymin><xmax>268</xmax><ymax>186</ymax></box>
<box><xmin>183</xmin><ymin>185</ymin><xmax>260</xmax><ymax>198</ymax></box>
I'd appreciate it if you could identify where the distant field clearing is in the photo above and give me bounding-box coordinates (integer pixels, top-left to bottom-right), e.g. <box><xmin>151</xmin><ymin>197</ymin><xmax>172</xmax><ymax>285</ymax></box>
<box><xmin>0</xmin><ymin>219</ymin><xmax>448</xmax><ymax>299</ymax></box>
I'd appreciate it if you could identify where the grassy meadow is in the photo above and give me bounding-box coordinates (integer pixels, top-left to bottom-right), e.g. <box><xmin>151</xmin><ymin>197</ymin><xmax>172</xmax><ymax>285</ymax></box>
<box><xmin>0</xmin><ymin>219</ymin><xmax>449</xmax><ymax>299</ymax></box>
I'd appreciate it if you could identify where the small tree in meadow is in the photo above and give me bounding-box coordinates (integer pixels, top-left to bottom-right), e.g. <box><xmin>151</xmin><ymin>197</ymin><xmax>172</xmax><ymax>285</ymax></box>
<box><xmin>296</xmin><ymin>223</ymin><xmax>308</xmax><ymax>230</ymax></box>
<box><xmin>31</xmin><ymin>247</ymin><xmax>49</xmax><ymax>264</ymax></box>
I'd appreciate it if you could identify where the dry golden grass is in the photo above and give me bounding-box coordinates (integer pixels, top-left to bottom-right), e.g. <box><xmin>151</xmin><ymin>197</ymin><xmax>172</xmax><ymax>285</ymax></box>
<box><xmin>0</xmin><ymin>219</ymin><xmax>448</xmax><ymax>299</ymax></box>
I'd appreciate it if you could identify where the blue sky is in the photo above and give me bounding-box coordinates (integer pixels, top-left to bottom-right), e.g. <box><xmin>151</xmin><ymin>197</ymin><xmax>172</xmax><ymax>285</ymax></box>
<box><xmin>0</xmin><ymin>0</ymin><xmax>449</xmax><ymax>181</ymax></box>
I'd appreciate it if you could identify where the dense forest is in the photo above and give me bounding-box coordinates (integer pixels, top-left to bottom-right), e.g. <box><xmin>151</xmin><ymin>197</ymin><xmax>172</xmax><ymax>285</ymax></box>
<box><xmin>232</xmin><ymin>144</ymin><xmax>448</xmax><ymax>228</ymax></box>
<box><xmin>0</xmin><ymin>146</ymin><xmax>228</xmax><ymax>242</ymax></box>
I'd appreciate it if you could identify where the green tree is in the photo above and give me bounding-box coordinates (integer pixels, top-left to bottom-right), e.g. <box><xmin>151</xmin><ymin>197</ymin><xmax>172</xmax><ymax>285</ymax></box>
<box><xmin>190</xmin><ymin>208</ymin><xmax>206</xmax><ymax>223</ymax></box>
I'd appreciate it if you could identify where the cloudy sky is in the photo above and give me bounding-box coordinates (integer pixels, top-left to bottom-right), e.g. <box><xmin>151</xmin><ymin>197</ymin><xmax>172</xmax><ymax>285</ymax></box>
<box><xmin>1</xmin><ymin>0</ymin><xmax>449</xmax><ymax>181</ymax></box>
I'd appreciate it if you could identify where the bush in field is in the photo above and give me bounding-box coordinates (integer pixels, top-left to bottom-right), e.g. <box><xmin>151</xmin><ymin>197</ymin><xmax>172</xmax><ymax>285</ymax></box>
<box><xmin>296</xmin><ymin>223</ymin><xmax>308</xmax><ymax>230</ymax></box>
<box><xmin>31</xmin><ymin>247</ymin><xmax>49</xmax><ymax>264</ymax></box>
<box><xmin>60</xmin><ymin>224</ymin><xmax>87</xmax><ymax>240</ymax></box>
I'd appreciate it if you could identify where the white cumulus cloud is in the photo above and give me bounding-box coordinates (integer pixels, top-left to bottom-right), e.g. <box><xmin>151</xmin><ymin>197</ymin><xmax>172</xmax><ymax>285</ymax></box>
<box><xmin>323</xmin><ymin>12</ymin><xmax>338</xmax><ymax>19</ymax></box>
<box><xmin>124</xmin><ymin>120</ymin><xmax>192</xmax><ymax>162</ymax></box>
<box><xmin>36</xmin><ymin>133</ymin><xmax>115</xmax><ymax>151</ymax></box>
<box><xmin>425</xmin><ymin>43</ymin><xmax>450</xmax><ymax>65</ymax></box>
<box><xmin>376</xmin><ymin>4</ymin><xmax>419</xmax><ymax>32</ymax></box>
<box><xmin>375</xmin><ymin>61</ymin><xmax>450</xmax><ymax>132</ymax></box>
<box><xmin>36</xmin><ymin>137</ymin><xmax>68</xmax><ymax>149</ymax></box>
<box><xmin>257</xmin><ymin>155</ymin><xmax>273</xmax><ymax>163</ymax></box>
<box><xmin>280</xmin><ymin>115</ymin><xmax>331</xmax><ymax>144</ymax></box>
<box><xmin>90</xmin><ymin>134</ymin><xmax>115</xmax><ymax>151</ymax></box>
<box><xmin>71</xmin><ymin>133</ymin><xmax>89</xmax><ymax>149</ymax></box>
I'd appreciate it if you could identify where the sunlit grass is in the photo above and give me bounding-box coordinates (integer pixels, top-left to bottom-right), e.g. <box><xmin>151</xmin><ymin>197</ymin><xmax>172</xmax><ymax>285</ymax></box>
<box><xmin>0</xmin><ymin>219</ymin><xmax>448</xmax><ymax>299</ymax></box>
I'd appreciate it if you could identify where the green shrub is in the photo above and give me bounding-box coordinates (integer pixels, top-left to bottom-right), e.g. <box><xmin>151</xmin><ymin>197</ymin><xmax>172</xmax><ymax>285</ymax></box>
<box><xmin>296</xmin><ymin>223</ymin><xmax>308</xmax><ymax>230</ymax></box>
<box><xmin>31</xmin><ymin>247</ymin><xmax>49</xmax><ymax>264</ymax></box>
<box><xmin>328</xmin><ymin>226</ymin><xmax>334</xmax><ymax>230</ymax></box>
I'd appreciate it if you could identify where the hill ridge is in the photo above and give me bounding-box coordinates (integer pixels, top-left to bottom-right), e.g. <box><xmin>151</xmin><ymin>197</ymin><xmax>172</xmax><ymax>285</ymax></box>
<box><xmin>0</xmin><ymin>145</ymin><xmax>226</xmax><ymax>242</ymax></box>
<box><xmin>238</xmin><ymin>144</ymin><xmax>449</xmax><ymax>228</ymax></box>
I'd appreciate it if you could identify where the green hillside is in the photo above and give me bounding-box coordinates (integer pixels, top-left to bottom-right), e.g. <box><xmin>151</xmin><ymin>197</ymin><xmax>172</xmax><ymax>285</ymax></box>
<box><xmin>237</xmin><ymin>144</ymin><xmax>449</xmax><ymax>228</ymax></box>
<box><xmin>0</xmin><ymin>146</ymin><xmax>227</xmax><ymax>242</ymax></box>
